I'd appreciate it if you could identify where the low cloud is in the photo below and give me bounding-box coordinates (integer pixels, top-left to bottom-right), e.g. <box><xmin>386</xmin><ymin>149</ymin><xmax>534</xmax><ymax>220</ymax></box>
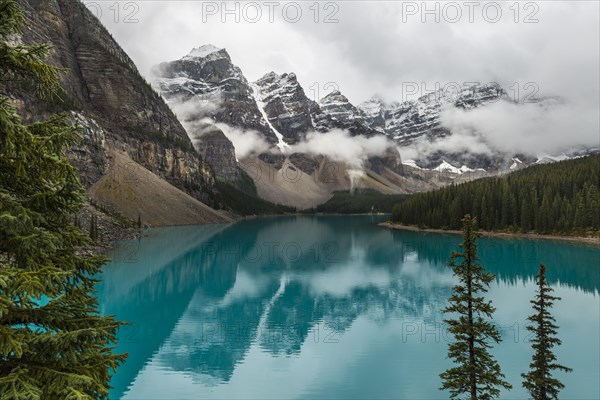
<box><xmin>398</xmin><ymin>99</ymin><xmax>599</xmax><ymax>163</ymax></box>
<box><xmin>214</xmin><ymin>123</ymin><xmax>271</xmax><ymax>159</ymax></box>
<box><xmin>161</xmin><ymin>93</ymin><xmax>271</xmax><ymax>159</ymax></box>
<box><xmin>164</xmin><ymin>92</ymin><xmax>223</xmax><ymax>122</ymax></box>
<box><xmin>439</xmin><ymin>100</ymin><xmax>600</xmax><ymax>156</ymax></box>
<box><xmin>183</xmin><ymin>116</ymin><xmax>272</xmax><ymax>160</ymax></box>
<box><xmin>290</xmin><ymin>129</ymin><xmax>396</xmax><ymax>169</ymax></box>
<box><xmin>397</xmin><ymin>132</ymin><xmax>494</xmax><ymax>163</ymax></box>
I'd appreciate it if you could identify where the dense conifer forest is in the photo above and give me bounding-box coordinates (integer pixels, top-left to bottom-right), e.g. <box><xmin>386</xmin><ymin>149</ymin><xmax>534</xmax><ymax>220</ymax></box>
<box><xmin>391</xmin><ymin>156</ymin><xmax>600</xmax><ymax>234</ymax></box>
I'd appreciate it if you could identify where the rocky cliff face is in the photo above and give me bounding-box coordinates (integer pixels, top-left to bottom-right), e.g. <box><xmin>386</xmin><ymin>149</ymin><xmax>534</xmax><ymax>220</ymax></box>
<box><xmin>252</xmin><ymin>73</ymin><xmax>381</xmax><ymax>140</ymax></box>
<box><xmin>194</xmin><ymin>125</ymin><xmax>242</xmax><ymax>183</ymax></box>
<box><xmin>11</xmin><ymin>0</ymin><xmax>221</xmax><ymax>214</ymax></box>
<box><xmin>253</xmin><ymin>71</ymin><xmax>320</xmax><ymax>144</ymax></box>
<box><xmin>319</xmin><ymin>90</ymin><xmax>362</xmax><ymax>124</ymax></box>
<box><xmin>152</xmin><ymin>46</ymin><xmax>289</xmax><ymax>187</ymax></box>
<box><xmin>318</xmin><ymin>90</ymin><xmax>380</xmax><ymax>137</ymax></box>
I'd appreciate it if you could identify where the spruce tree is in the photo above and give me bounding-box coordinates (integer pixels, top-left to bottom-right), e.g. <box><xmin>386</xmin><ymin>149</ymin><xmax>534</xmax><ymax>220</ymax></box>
<box><xmin>521</xmin><ymin>264</ymin><xmax>572</xmax><ymax>400</ymax></box>
<box><xmin>89</xmin><ymin>214</ymin><xmax>98</xmax><ymax>242</ymax></box>
<box><xmin>440</xmin><ymin>215</ymin><xmax>511</xmax><ymax>400</ymax></box>
<box><xmin>0</xmin><ymin>1</ymin><xmax>125</xmax><ymax>398</ymax></box>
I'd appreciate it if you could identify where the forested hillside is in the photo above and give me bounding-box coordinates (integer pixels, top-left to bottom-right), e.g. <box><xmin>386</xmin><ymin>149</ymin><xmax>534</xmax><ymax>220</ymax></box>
<box><xmin>391</xmin><ymin>156</ymin><xmax>600</xmax><ymax>234</ymax></box>
<box><xmin>304</xmin><ymin>189</ymin><xmax>408</xmax><ymax>214</ymax></box>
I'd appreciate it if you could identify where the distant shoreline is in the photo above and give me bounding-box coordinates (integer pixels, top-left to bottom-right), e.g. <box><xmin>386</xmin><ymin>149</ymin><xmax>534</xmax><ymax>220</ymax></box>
<box><xmin>379</xmin><ymin>222</ymin><xmax>600</xmax><ymax>246</ymax></box>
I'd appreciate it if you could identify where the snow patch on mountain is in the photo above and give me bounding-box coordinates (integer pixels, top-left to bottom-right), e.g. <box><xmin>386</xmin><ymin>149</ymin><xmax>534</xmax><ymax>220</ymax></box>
<box><xmin>251</xmin><ymin>83</ymin><xmax>290</xmax><ymax>152</ymax></box>
<box><xmin>535</xmin><ymin>153</ymin><xmax>571</xmax><ymax>164</ymax></box>
<box><xmin>510</xmin><ymin>157</ymin><xmax>523</xmax><ymax>170</ymax></box>
<box><xmin>433</xmin><ymin>160</ymin><xmax>464</xmax><ymax>174</ymax></box>
<box><xmin>402</xmin><ymin>159</ymin><xmax>423</xmax><ymax>170</ymax></box>
<box><xmin>402</xmin><ymin>159</ymin><xmax>483</xmax><ymax>175</ymax></box>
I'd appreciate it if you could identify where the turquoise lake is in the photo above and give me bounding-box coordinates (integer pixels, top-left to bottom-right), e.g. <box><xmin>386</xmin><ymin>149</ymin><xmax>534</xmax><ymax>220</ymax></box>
<box><xmin>97</xmin><ymin>215</ymin><xmax>600</xmax><ymax>399</ymax></box>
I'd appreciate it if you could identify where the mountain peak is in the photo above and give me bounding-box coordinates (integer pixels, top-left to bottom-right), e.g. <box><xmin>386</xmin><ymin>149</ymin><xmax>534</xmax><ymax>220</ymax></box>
<box><xmin>256</xmin><ymin>71</ymin><xmax>280</xmax><ymax>82</ymax></box>
<box><xmin>183</xmin><ymin>44</ymin><xmax>225</xmax><ymax>60</ymax></box>
<box><xmin>320</xmin><ymin>90</ymin><xmax>345</xmax><ymax>102</ymax></box>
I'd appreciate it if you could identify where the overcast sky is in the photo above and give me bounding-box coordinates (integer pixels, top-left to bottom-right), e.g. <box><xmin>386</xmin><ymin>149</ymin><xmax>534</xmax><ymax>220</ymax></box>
<box><xmin>92</xmin><ymin>1</ymin><xmax>599</xmax><ymax>105</ymax></box>
<box><xmin>90</xmin><ymin>1</ymin><xmax>599</xmax><ymax>155</ymax></box>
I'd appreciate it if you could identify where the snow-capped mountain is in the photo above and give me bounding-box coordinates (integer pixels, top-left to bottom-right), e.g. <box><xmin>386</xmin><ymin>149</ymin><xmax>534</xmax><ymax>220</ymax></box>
<box><xmin>317</xmin><ymin>90</ymin><xmax>381</xmax><ymax>137</ymax></box>
<box><xmin>149</xmin><ymin>46</ymin><xmax>509</xmax><ymax>176</ymax></box>
<box><xmin>153</xmin><ymin>48</ymin><xmax>382</xmax><ymax>147</ymax></box>
<box><xmin>357</xmin><ymin>83</ymin><xmax>504</xmax><ymax>143</ymax></box>
<box><xmin>357</xmin><ymin>95</ymin><xmax>394</xmax><ymax>134</ymax></box>
<box><xmin>251</xmin><ymin>72</ymin><xmax>381</xmax><ymax>142</ymax></box>
<box><xmin>319</xmin><ymin>90</ymin><xmax>362</xmax><ymax>124</ymax></box>
<box><xmin>149</xmin><ymin>44</ymin><xmax>597</xmax><ymax>208</ymax></box>
<box><xmin>152</xmin><ymin>45</ymin><xmax>278</xmax><ymax>144</ymax></box>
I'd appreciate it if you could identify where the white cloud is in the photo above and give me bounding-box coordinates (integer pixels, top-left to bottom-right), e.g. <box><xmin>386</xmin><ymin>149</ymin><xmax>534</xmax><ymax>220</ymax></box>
<box><xmin>439</xmin><ymin>100</ymin><xmax>600</xmax><ymax>156</ymax></box>
<box><xmin>290</xmin><ymin>129</ymin><xmax>396</xmax><ymax>169</ymax></box>
<box><xmin>97</xmin><ymin>2</ymin><xmax>598</xmax><ymax>102</ymax></box>
<box><xmin>215</xmin><ymin>124</ymin><xmax>271</xmax><ymax>159</ymax></box>
<box><xmin>166</xmin><ymin>94</ymin><xmax>222</xmax><ymax>122</ymax></box>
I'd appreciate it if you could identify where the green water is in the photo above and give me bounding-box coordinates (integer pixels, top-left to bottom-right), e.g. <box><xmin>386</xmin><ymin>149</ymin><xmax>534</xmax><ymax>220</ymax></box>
<box><xmin>97</xmin><ymin>215</ymin><xmax>600</xmax><ymax>399</ymax></box>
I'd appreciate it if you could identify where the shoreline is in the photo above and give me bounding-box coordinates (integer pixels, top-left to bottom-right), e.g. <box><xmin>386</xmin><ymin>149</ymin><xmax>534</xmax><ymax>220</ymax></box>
<box><xmin>379</xmin><ymin>222</ymin><xmax>600</xmax><ymax>246</ymax></box>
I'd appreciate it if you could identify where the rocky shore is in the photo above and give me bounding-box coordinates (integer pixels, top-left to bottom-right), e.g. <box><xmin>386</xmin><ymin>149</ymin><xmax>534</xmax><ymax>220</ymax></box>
<box><xmin>75</xmin><ymin>203</ymin><xmax>144</xmax><ymax>257</ymax></box>
<box><xmin>379</xmin><ymin>222</ymin><xmax>600</xmax><ymax>246</ymax></box>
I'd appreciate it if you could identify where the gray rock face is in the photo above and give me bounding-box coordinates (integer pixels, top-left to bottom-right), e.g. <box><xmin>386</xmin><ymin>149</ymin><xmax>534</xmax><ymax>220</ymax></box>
<box><xmin>258</xmin><ymin>153</ymin><xmax>286</xmax><ymax>170</ymax></box>
<box><xmin>160</xmin><ymin>45</ymin><xmax>244</xmax><ymax>84</ymax></box>
<box><xmin>251</xmin><ymin>73</ymin><xmax>381</xmax><ymax>141</ymax></box>
<box><xmin>319</xmin><ymin>90</ymin><xmax>363</xmax><ymax>125</ymax></box>
<box><xmin>366</xmin><ymin>148</ymin><xmax>404</xmax><ymax>176</ymax></box>
<box><xmin>68</xmin><ymin>113</ymin><xmax>109</xmax><ymax>188</ymax></box>
<box><xmin>252</xmin><ymin>72</ymin><xmax>319</xmax><ymax>144</ymax></box>
<box><xmin>288</xmin><ymin>153</ymin><xmax>320</xmax><ymax>175</ymax></box>
<box><xmin>194</xmin><ymin>126</ymin><xmax>242</xmax><ymax>184</ymax></box>
<box><xmin>12</xmin><ymin>0</ymin><xmax>217</xmax><ymax>205</ymax></box>
<box><xmin>317</xmin><ymin>90</ymin><xmax>381</xmax><ymax>137</ymax></box>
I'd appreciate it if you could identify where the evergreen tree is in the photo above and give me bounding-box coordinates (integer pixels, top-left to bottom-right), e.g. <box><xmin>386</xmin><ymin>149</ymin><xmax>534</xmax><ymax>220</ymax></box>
<box><xmin>500</xmin><ymin>182</ymin><xmax>511</xmax><ymax>227</ymax></box>
<box><xmin>522</xmin><ymin>264</ymin><xmax>572</xmax><ymax>400</ymax></box>
<box><xmin>573</xmin><ymin>192</ymin><xmax>586</xmax><ymax>230</ymax></box>
<box><xmin>521</xmin><ymin>197</ymin><xmax>531</xmax><ymax>232</ymax></box>
<box><xmin>440</xmin><ymin>215</ymin><xmax>511</xmax><ymax>400</ymax></box>
<box><xmin>0</xmin><ymin>1</ymin><xmax>125</xmax><ymax>398</ymax></box>
<box><xmin>480</xmin><ymin>194</ymin><xmax>489</xmax><ymax>230</ymax></box>
<box><xmin>89</xmin><ymin>214</ymin><xmax>98</xmax><ymax>242</ymax></box>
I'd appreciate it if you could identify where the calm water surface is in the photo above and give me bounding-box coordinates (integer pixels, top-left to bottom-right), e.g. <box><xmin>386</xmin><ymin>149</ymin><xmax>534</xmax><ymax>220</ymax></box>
<box><xmin>97</xmin><ymin>215</ymin><xmax>600</xmax><ymax>399</ymax></box>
